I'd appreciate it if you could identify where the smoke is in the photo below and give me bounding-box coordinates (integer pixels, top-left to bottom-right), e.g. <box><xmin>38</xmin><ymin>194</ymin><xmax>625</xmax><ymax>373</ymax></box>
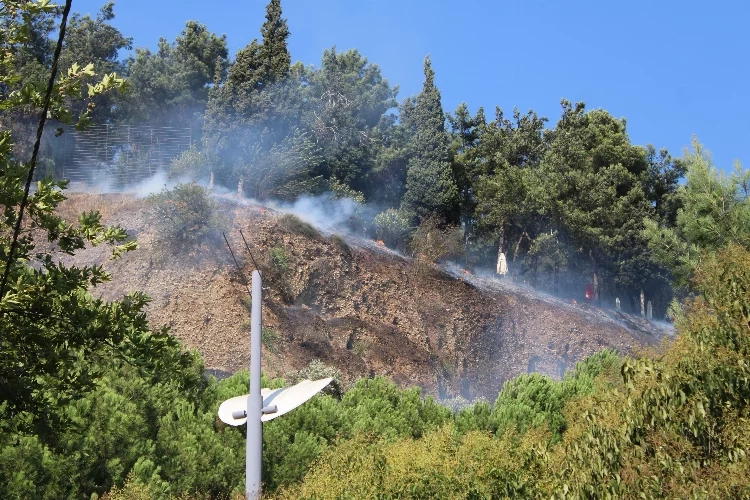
<box><xmin>66</xmin><ymin>169</ymin><xmax>210</xmax><ymax>199</ymax></box>
<box><xmin>264</xmin><ymin>194</ymin><xmax>378</xmax><ymax>236</ymax></box>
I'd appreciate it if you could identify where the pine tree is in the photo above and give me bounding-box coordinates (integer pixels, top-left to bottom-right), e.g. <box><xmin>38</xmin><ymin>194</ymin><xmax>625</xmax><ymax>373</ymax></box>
<box><xmin>203</xmin><ymin>0</ymin><xmax>299</xmax><ymax>192</ymax></box>
<box><xmin>259</xmin><ymin>0</ymin><xmax>291</xmax><ymax>86</ymax></box>
<box><xmin>400</xmin><ymin>56</ymin><xmax>459</xmax><ymax>224</ymax></box>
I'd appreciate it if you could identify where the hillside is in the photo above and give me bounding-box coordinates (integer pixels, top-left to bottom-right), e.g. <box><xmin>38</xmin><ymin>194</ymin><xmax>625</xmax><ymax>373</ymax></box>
<box><xmin>57</xmin><ymin>191</ymin><xmax>669</xmax><ymax>400</ymax></box>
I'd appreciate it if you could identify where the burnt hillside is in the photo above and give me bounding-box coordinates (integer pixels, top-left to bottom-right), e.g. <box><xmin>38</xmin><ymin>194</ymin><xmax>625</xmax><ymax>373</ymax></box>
<box><xmin>56</xmin><ymin>192</ymin><xmax>668</xmax><ymax>400</ymax></box>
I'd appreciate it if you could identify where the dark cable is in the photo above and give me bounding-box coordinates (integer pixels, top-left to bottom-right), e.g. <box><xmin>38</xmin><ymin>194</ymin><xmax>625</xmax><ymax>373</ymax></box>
<box><xmin>223</xmin><ymin>232</ymin><xmax>252</xmax><ymax>298</ymax></box>
<box><xmin>239</xmin><ymin>229</ymin><xmax>261</xmax><ymax>274</ymax></box>
<box><xmin>0</xmin><ymin>0</ymin><xmax>74</xmax><ymax>301</ymax></box>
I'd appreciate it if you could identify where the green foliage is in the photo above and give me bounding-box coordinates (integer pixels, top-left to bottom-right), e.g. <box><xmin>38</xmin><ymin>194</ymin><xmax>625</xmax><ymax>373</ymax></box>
<box><xmin>328</xmin><ymin>177</ymin><xmax>365</xmax><ymax>204</ymax></box>
<box><xmin>0</xmin><ymin>1</ymin><xmax>164</xmax><ymax>441</ymax></box>
<box><xmin>490</xmin><ymin>349</ymin><xmax>620</xmax><ymax>443</ymax></box>
<box><xmin>545</xmin><ymin>245</ymin><xmax>750</xmax><ymax>497</ymax></box>
<box><xmin>277</xmin><ymin>213</ymin><xmax>321</xmax><ymax>239</ymax></box>
<box><xmin>400</xmin><ymin>56</ymin><xmax>459</xmax><ymax>224</ymax></box>
<box><xmin>340</xmin><ymin>377</ymin><xmax>452</xmax><ymax>440</ymax></box>
<box><xmin>168</xmin><ymin>144</ymin><xmax>211</xmax><ymax>181</ymax></box>
<box><xmin>373</xmin><ymin>208</ymin><xmax>411</xmax><ymax>249</ymax></box>
<box><xmin>288</xmin><ymin>359</ymin><xmax>344</xmax><ymax>398</ymax></box>
<box><xmin>57</xmin><ymin>2</ymin><xmax>132</xmax><ymax>124</ymax></box>
<box><xmin>269</xmin><ymin>246</ymin><xmax>290</xmax><ymax>274</ymax></box>
<box><xmin>644</xmin><ymin>138</ymin><xmax>750</xmax><ymax>289</ymax></box>
<box><xmin>352</xmin><ymin>340</ymin><xmax>367</xmax><ymax>357</ymax></box>
<box><xmin>262</xmin><ymin>326</ymin><xmax>280</xmax><ymax>352</ymax></box>
<box><xmin>305</xmin><ymin>48</ymin><xmax>398</xmax><ymax>196</ymax></box>
<box><xmin>8</xmin><ymin>3</ymin><xmax>750</xmax><ymax>498</ymax></box>
<box><xmin>119</xmin><ymin>21</ymin><xmax>228</xmax><ymax>128</ymax></box>
<box><xmin>148</xmin><ymin>183</ymin><xmax>223</xmax><ymax>256</ymax></box>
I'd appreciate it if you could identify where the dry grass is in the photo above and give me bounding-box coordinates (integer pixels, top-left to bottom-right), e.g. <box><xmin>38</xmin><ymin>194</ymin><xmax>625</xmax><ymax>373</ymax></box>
<box><xmin>56</xmin><ymin>193</ymin><xmax>140</xmax><ymax>224</ymax></box>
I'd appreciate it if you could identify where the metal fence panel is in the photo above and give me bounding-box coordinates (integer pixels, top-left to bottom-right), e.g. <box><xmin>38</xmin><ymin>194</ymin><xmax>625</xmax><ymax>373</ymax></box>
<box><xmin>61</xmin><ymin>124</ymin><xmax>192</xmax><ymax>186</ymax></box>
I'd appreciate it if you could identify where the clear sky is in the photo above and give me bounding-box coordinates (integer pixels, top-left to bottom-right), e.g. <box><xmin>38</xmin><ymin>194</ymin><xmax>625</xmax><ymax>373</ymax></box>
<box><xmin>70</xmin><ymin>0</ymin><xmax>748</xmax><ymax>171</ymax></box>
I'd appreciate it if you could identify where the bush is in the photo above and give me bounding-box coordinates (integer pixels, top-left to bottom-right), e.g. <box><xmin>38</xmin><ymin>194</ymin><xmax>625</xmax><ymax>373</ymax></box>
<box><xmin>409</xmin><ymin>215</ymin><xmax>464</xmax><ymax>264</ymax></box>
<box><xmin>148</xmin><ymin>183</ymin><xmax>223</xmax><ymax>256</ymax></box>
<box><xmin>269</xmin><ymin>246</ymin><xmax>290</xmax><ymax>274</ymax></box>
<box><xmin>262</xmin><ymin>327</ymin><xmax>280</xmax><ymax>353</ymax></box>
<box><xmin>168</xmin><ymin>144</ymin><xmax>209</xmax><ymax>181</ymax></box>
<box><xmin>289</xmin><ymin>359</ymin><xmax>344</xmax><ymax>398</ymax></box>
<box><xmin>374</xmin><ymin>208</ymin><xmax>411</xmax><ymax>249</ymax></box>
<box><xmin>277</xmin><ymin>213</ymin><xmax>321</xmax><ymax>240</ymax></box>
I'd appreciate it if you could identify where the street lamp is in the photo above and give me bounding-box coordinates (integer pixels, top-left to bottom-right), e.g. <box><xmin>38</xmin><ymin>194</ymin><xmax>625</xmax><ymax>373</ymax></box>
<box><xmin>218</xmin><ymin>270</ymin><xmax>332</xmax><ymax>499</ymax></box>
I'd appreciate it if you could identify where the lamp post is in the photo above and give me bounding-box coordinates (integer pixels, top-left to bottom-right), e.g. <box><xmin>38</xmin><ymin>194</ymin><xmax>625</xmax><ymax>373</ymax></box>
<box><xmin>247</xmin><ymin>270</ymin><xmax>263</xmax><ymax>498</ymax></box>
<box><xmin>218</xmin><ymin>270</ymin><xmax>332</xmax><ymax>499</ymax></box>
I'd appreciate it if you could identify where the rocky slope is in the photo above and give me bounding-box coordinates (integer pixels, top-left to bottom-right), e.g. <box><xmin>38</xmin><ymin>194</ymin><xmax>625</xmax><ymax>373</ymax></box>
<box><xmin>55</xmin><ymin>192</ymin><xmax>670</xmax><ymax>400</ymax></box>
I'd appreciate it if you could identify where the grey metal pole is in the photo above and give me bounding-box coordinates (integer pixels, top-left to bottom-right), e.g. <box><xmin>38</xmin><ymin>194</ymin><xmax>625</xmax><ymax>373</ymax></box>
<box><xmin>247</xmin><ymin>270</ymin><xmax>263</xmax><ymax>499</ymax></box>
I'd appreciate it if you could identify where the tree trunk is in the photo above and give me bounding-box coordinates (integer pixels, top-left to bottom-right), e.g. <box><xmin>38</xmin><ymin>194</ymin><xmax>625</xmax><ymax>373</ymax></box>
<box><xmin>589</xmin><ymin>249</ymin><xmax>600</xmax><ymax>301</ymax></box>
<box><xmin>640</xmin><ymin>288</ymin><xmax>645</xmax><ymax>317</ymax></box>
<box><xmin>513</xmin><ymin>232</ymin><xmax>529</xmax><ymax>262</ymax></box>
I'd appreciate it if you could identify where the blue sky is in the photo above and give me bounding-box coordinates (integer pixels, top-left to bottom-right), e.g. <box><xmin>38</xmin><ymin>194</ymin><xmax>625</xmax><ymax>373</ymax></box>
<box><xmin>71</xmin><ymin>0</ymin><xmax>748</xmax><ymax>170</ymax></box>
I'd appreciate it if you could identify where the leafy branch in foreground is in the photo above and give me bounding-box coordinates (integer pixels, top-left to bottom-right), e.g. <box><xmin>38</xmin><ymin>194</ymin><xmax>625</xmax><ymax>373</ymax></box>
<box><xmin>0</xmin><ymin>0</ymin><xmax>185</xmax><ymax>441</ymax></box>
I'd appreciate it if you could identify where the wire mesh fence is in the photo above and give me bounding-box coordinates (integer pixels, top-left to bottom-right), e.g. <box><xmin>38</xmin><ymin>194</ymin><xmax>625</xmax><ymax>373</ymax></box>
<box><xmin>60</xmin><ymin>124</ymin><xmax>193</xmax><ymax>187</ymax></box>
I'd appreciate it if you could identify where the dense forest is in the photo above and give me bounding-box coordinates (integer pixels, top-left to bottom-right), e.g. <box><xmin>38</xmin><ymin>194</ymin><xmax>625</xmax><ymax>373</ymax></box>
<box><xmin>1</xmin><ymin>0</ymin><xmax>750</xmax><ymax>498</ymax></box>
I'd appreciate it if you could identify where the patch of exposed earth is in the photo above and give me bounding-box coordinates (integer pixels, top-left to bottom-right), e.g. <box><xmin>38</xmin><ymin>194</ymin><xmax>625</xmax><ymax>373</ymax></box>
<box><xmin>53</xmin><ymin>192</ymin><xmax>671</xmax><ymax>400</ymax></box>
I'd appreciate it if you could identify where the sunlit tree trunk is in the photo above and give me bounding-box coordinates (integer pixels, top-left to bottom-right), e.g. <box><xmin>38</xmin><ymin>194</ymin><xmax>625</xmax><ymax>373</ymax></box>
<box><xmin>589</xmin><ymin>249</ymin><xmax>600</xmax><ymax>301</ymax></box>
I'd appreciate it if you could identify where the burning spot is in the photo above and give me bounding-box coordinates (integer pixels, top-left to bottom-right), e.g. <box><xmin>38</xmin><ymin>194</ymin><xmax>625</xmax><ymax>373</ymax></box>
<box><xmin>585</xmin><ymin>283</ymin><xmax>594</xmax><ymax>301</ymax></box>
<box><xmin>376</xmin><ymin>240</ymin><xmax>384</xmax><ymax>246</ymax></box>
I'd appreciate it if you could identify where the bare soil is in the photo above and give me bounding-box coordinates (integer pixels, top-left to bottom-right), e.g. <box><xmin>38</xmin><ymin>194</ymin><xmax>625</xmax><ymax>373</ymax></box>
<box><xmin>55</xmin><ymin>192</ymin><xmax>669</xmax><ymax>400</ymax></box>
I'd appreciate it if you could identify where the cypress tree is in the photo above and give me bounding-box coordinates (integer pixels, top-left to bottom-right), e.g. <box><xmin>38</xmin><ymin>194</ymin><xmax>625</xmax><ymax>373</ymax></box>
<box><xmin>259</xmin><ymin>0</ymin><xmax>291</xmax><ymax>86</ymax></box>
<box><xmin>401</xmin><ymin>56</ymin><xmax>459</xmax><ymax>224</ymax></box>
<box><xmin>203</xmin><ymin>0</ymin><xmax>295</xmax><ymax>186</ymax></box>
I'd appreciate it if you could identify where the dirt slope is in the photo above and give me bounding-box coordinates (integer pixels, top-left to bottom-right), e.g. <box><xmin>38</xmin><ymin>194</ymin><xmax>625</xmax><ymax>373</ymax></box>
<box><xmin>56</xmin><ymin>192</ymin><xmax>668</xmax><ymax>400</ymax></box>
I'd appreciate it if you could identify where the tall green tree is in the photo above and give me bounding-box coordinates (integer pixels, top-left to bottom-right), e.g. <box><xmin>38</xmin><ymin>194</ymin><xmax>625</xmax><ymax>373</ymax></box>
<box><xmin>539</xmin><ymin>100</ymin><xmax>652</xmax><ymax>301</ymax></box>
<box><xmin>643</xmin><ymin>145</ymin><xmax>685</xmax><ymax>225</ymax></box>
<box><xmin>203</xmin><ymin>0</ymin><xmax>306</xmax><ymax>194</ymax></box>
<box><xmin>118</xmin><ymin>21</ymin><xmax>228</xmax><ymax>129</ymax></box>
<box><xmin>462</xmin><ymin>107</ymin><xmax>548</xmax><ymax>270</ymax></box>
<box><xmin>644</xmin><ymin>138</ymin><xmax>750</xmax><ymax>289</ymax></box>
<box><xmin>448</xmin><ymin>102</ymin><xmax>485</xmax><ymax>236</ymax></box>
<box><xmin>58</xmin><ymin>2</ymin><xmax>132</xmax><ymax>123</ymax></box>
<box><xmin>400</xmin><ymin>56</ymin><xmax>459</xmax><ymax>224</ymax></box>
<box><xmin>257</xmin><ymin>0</ymin><xmax>290</xmax><ymax>86</ymax></box>
<box><xmin>303</xmin><ymin>47</ymin><xmax>398</xmax><ymax>196</ymax></box>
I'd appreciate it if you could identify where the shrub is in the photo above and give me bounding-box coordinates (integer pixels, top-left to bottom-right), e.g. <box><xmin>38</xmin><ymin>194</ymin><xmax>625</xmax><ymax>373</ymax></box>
<box><xmin>289</xmin><ymin>359</ymin><xmax>344</xmax><ymax>398</ymax></box>
<box><xmin>168</xmin><ymin>144</ymin><xmax>211</xmax><ymax>181</ymax></box>
<box><xmin>374</xmin><ymin>208</ymin><xmax>411</xmax><ymax>249</ymax></box>
<box><xmin>262</xmin><ymin>327</ymin><xmax>280</xmax><ymax>353</ymax></box>
<box><xmin>277</xmin><ymin>213</ymin><xmax>321</xmax><ymax>240</ymax></box>
<box><xmin>352</xmin><ymin>340</ymin><xmax>367</xmax><ymax>357</ymax></box>
<box><xmin>409</xmin><ymin>215</ymin><xmax>464</xmax><ymax>264</ymax></box>
<box><xmin>269</xmin><ymin>246</ymin><xmax>290</xmax><ymax>274</ymax></box>
<box><xmin>148</xmin><ymin>183</ymin><xmax>223</xmax><ymax>255</ymax></box>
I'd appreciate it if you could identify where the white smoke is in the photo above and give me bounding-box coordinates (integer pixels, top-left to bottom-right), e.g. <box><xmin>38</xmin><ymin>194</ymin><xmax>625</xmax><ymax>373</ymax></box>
<box><xmin>265</xmin><ymin>195</ymin><xmax>372</xmax><ymax>234</ymax></box>
<box><xmin>66</xmin><ymin>169</ymin><xmax>209</xmax><ymax>199</ymax></box>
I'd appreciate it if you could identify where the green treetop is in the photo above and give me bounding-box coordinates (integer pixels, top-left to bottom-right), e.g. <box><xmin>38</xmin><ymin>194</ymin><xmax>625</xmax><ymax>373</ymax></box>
<box><xmin>400</xmin><ymin>56</ymin><xmax>459</xmax><ymax>224</ymax></box>
<box><xmin>258</xmin><ymin>0</ymin><xmax>290</xmax><ymax>86</ymax></box>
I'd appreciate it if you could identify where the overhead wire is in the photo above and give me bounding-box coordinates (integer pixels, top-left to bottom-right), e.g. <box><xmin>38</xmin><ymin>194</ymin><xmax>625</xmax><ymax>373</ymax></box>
<box><xmin>0</xmin><ymin>0</ymin><xmax>74</xmax><ymax>302</ymax></box>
